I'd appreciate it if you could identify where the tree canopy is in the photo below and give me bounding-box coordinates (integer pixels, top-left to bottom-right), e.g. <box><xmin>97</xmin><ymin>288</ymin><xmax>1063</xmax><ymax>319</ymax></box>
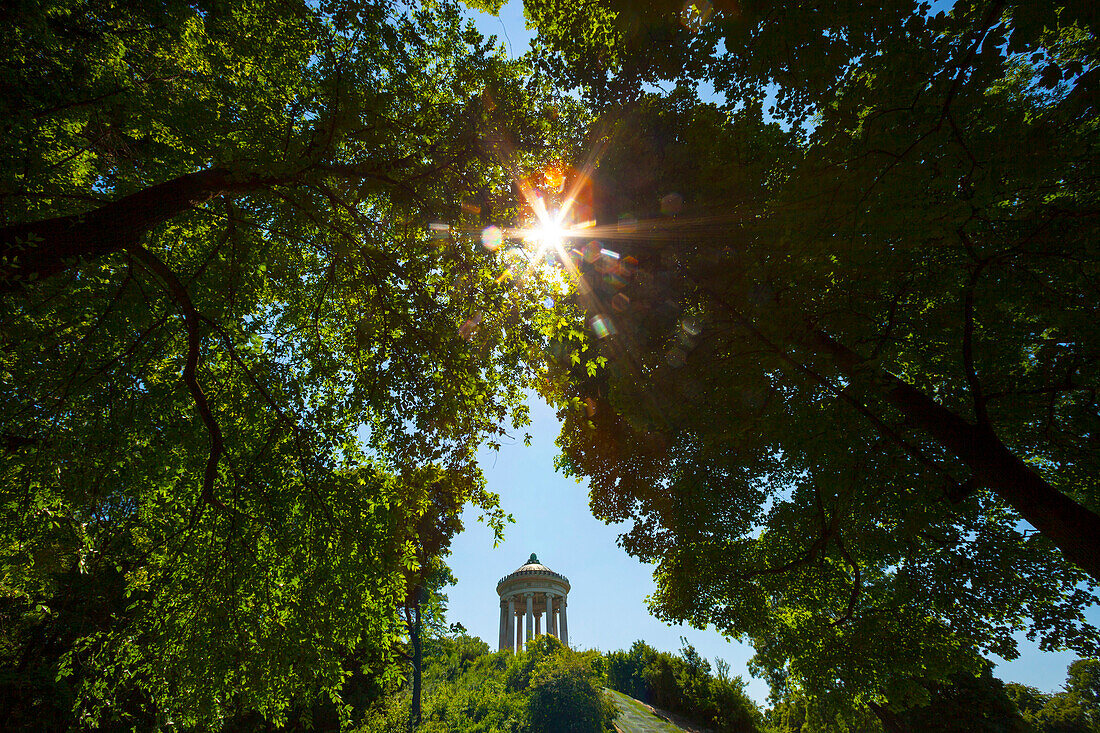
<box><xmin>0</xmin><ymin>0</ymin><xmax>581</xmax><ymax>726</ymax></box>
<box><xmin>3</xmin><ymin>0</ymin><xmax>1100</xmax><ymax>727</ymax></box>
<box><xmin>525</xmin><ymin>0</ymin><xmax>1100</xmax><ymax>719</ymax></box>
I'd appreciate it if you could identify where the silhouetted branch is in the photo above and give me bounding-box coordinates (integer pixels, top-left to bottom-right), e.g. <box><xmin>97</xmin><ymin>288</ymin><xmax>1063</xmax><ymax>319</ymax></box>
<box><xmin>126</xmin><ymin>244</ymin><xmax>224</xmax><ymax>513</ymax></box>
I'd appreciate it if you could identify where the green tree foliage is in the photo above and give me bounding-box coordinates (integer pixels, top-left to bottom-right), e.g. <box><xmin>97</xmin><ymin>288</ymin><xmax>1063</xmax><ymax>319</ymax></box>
<box><xmin>1007</xmin><ymin>659</ymin><xmax>1100</xmax><ymax>733</ymax></box>
<box><xmin>526</xmin><ymin>0</ymin><xmax>1098</xmax><ymax>120</ymax></box>
<box><xmin>526</xmin><ymin>0</ymin><xmax>1100</xmax><ymax>721</ymax></box>
<box><xmin>0</xmin><ymin>0</ymin><xmax>581</xmax><ymax>727</ymax></box>
<box><xmin>544</xmin><ymin>91</ymin><xmax>1099</xmax><ymax>717</ymax></box>
<box><xmin>768</xmin><ymin>661</ymin><xmax>1034</xmax><ymax>732</ymax></box>
<box><xmin>525</xmin><ymin>642</ymin><xmax>617</xmax><ymax>733</ymax></box>
<box><xmin>885</xmin><ymin>665</ymin><xmax>1032</xmax><ymax>733</ymax></box>
<box><xmin>604</xmin><ymin>639</ymin><xmax>763</xmax><ymax>732</ymax></box>
<box><xmin>359</xmin><ymin>633</ymin><xmax>617</xmax><ymax>733</ymax></box>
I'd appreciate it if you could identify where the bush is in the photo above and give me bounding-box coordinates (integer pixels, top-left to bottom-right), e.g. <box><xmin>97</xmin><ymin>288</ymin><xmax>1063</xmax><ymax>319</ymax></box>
<box><xmin>605</xmin><ymin>640</ymin><xmax>657</xmax><ymax>702</ymax></box>
<box><xmin>604</xmin><ymin>640</ymin><xmax>763</xmax><ymax>733</ymax></box>
<box><xmin>525</xmin><ymin>637</ymin><xmax>617</xmax><ymax>733</ymax></box>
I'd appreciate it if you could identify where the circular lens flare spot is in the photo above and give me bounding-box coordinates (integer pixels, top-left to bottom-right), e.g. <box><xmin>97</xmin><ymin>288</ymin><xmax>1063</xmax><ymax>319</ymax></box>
<box><xmin>481</xmin><ymin>225</ymin><xmax>503</xmax><ymax>251</ymax></box>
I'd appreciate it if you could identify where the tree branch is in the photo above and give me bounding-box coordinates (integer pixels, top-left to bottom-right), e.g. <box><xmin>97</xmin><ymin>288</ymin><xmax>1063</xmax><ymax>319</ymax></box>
<box><xmin>809</xmin><ymin>329</ymin><xmax>1100</xmax><ymax>581</ymax></box>
<box><xmin>831</xmin><ymin>533</ymin><xmax>862</xmax><ymax>626</ymax></box>
<box><xmin>0</xmin><ymin>167</ymin><xmax>274</xmax><ymax>291</ymax></box>
<box><xmin>126</xmin><ymin>244</ymin><xmax>224</xmax><ymax>512</ymax></box>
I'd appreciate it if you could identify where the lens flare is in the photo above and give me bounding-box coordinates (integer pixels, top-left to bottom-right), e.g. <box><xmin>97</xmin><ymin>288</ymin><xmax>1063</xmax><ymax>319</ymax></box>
<box><xmin>522</xmin><ymin>204</ymin><xmax>575</xmax><ymax>262</ymax></box>
<box><xmin>480</xmin><ymin>225</ymin><xmax>503</xmax><ymax>251</ymax></box>
<box><xmin>589</xmin><ymin>314</ymin><xmax>615</xmax><ymax>339</ymax></box>
<box><xmin>535</xmin><ymin>219</ymin><xmax>567</xmax><ymax>251</ymax></box>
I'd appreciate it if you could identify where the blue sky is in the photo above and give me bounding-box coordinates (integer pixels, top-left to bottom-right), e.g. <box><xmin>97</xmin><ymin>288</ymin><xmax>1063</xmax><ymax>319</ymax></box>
<box><xmin>446</xmin><ymin>0</ymin><xmax>1097</xmax><ymax>705</ymax></box>
<box><xmin>467</xmin><ymin>0</ymin><xmax>534</xmax><ymax>59</ymax></box>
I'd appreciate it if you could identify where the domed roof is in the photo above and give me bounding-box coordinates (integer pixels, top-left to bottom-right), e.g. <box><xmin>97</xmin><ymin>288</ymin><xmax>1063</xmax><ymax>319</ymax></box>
<box><xmin>514</xmin><ymin>553</ymin><xmax>553</xmax><ymax>573</ymax></box>
<box><xmin>496</xmin><ymin>552</ymin><xmax>570</xmax><ymax>594</ymax></box>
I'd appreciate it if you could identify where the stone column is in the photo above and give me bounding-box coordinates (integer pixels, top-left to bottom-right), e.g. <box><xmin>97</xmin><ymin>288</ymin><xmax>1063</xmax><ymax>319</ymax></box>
<box><xmin>506</xmin><ymin>597</ymin><xmax>516</xmax><ymax>652</ymax></box>
<box><xmin>525</xmin><ymin>593</ymin><xmax>534</xmax><ymax>645</ymax></box>
<box><xmin>546</xmin><ymin>593</ymin><xmax>556</xmax><ymax>638</ymax></box>
<box><xmin>515</xmin><ymin>609</ymin><xmax>522</xmax><ymax>650</ymax></box>
<box><xmin>498</xmin><ymin>602</ymin><xmax>507</xmax><ymax>651</ymax></box>
<box><xmin>559</xmin><ymin>597</ymin><xmax>568</xmax><ymax>648</ymax></box>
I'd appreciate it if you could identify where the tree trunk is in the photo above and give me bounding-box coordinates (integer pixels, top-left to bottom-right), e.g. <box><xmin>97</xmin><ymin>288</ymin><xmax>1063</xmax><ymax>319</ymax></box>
<box><xmin>811</xmin><ymin>330</ymin><xmax>1100</xmax><ymax>582</ymax></box>
<box><xmin>0</xmin><ymin>167</ymin><xmax>267</xmax><ymax>291</ymax></box>
<box><xmin>409</xmin><ymin>602</ymin><xmax>423</xmax><ymax>732</ymax></box>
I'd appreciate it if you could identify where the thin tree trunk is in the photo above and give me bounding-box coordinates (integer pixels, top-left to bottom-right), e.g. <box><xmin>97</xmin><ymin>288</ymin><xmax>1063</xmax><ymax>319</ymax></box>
<box><xmin>409</xmin><ymin>602</ymin><xmax>423</xmax><ymax>732</ymax></box>
<box><xmin>0</xmin><ymin>167</ymin><xmax>269</xmax><ymax>291</ymax></box>
<box><xmin>810</xmin><ymin>330</ymin><xmax>1100</xmax><ymax>582</ymax></box>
